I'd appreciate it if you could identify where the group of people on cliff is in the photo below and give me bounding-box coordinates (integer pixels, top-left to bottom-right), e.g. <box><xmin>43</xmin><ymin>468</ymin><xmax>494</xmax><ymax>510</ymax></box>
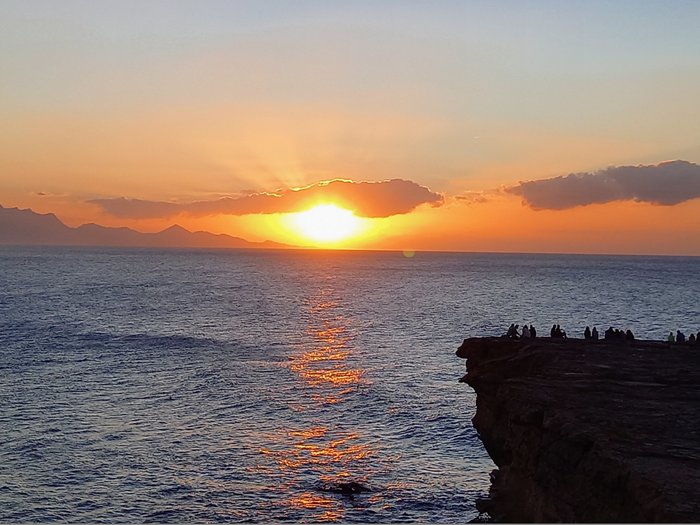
<box><xmin>551</xmin><ymin>324</ymin><xmax>567</xmax><ymax>338</ymax></box>
<box><xmin>506</xmin><ymin>323</ymin><xmax>536</xmax><ymax>339</ymax></box>
<box><xmin>504</xmin><ymin>323</ymin><xmax>698</xmax><ymax>344</ymax></box>
<box><xmin>598</xmin><ymin>326</ymin><xmax>635</xmax><ymax>341</ymax></box>
<box><xmin>506</xmin><ymin>324</ymin><xmax>568</xmax><ymax>339</ymax></box>
<box><xmin>506</xmin><ymin>324</ymin><xmax>636</xmax><ymax>341</ymax></box>
<box><xmin>668</xmin><ymin>330</ymin><xmax>700</xmax><ymax>344</ymax></box>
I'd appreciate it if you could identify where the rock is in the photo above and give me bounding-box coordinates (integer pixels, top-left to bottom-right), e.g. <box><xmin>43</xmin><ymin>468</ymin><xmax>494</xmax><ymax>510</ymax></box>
<box><xmin>457</xmin><ymin>337</ymin><xmax>700</xmax><ymax>522</ymax></box>
<box><xmin>319</xmin><ymin>480</ymin><xmax>370</xmax><ymax>496</ymax></box>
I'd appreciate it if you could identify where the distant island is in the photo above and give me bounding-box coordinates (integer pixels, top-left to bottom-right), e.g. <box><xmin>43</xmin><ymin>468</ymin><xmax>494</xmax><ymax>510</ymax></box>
<box><xmin>0</xmin><ymin>205</ymin><xmax>290</xmax><ymax>250</ymax></box>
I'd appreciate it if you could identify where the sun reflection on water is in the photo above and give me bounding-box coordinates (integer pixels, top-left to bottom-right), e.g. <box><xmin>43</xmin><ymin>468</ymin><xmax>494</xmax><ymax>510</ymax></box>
<box><xmin>287</xmin><ymin>492</ymin><xmax>344</xmax><ymax>522</ymax></box>
<box><xmin>288</xmin><ymin>292</ymin><xmax>365</xmax><ymax>403</ymax></box>
<box><xmin>255</xmin><ymin>285</ymin><xmax>378</xmax><ymax>521</ymax></box>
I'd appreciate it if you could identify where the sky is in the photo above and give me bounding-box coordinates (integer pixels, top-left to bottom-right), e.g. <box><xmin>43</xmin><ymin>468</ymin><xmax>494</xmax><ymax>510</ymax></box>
<box><xmin>2</xmin><ymin>0</ymin><xmax>700</xmax><ymax>254</ymax></box>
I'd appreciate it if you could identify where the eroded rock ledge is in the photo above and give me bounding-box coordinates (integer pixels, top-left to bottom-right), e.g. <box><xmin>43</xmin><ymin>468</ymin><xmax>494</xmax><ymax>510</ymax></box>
<box><xmin>457</xmin><ymin>337</ymin><xmax>700</xmax><ymax>522</ymax></box>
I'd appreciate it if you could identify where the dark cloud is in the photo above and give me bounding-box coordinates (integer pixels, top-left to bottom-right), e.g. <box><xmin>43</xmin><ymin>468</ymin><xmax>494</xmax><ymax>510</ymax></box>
<box><xmin>506</xmin><ymin>160</ymin><xmax>700</xmax><ymax>210</ymax></box>
<box><xmin>90</xmin><ymin>179</ymin><xmax>443</xmax><ymax>219</ymax></box>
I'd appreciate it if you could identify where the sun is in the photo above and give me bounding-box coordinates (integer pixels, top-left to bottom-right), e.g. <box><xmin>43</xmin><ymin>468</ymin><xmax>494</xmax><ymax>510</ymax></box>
<box><xmin>289</xmin><ymin>204</ymin><xmax>361</xmax><ymax>243</ymax></box>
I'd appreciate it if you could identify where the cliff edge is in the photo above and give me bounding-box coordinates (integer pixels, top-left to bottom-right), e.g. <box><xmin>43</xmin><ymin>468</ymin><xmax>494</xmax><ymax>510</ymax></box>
<box><xmin>457</xmin><ymin>337</ymin><xmax>700</xmax><ymax>522</ymax></box>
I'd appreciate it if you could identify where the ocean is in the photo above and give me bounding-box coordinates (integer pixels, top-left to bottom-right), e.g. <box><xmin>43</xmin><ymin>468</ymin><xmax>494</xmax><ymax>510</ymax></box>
<box><xmin>1</xmin><ymin>246</ymin><xmax>698</xmax><ymax>522</ymax></box>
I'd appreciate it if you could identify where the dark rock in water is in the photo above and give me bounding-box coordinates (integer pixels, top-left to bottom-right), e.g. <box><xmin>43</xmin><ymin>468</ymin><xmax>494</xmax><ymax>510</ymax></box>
<box><xmin>320</xmin><ymin>481</ymin><xmax>370</xmax><ymax>496</ymax></box>
<box><xmin>457</xmin><ymin>337</ymin><xmax>700</xmax><ymax>522</ymax></box>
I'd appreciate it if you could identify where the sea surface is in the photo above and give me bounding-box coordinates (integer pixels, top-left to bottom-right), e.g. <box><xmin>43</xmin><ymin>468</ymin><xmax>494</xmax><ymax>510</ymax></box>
<box><xmin>1</xmin><ymin>247</ymin><xmax>698</xmax><ymax>522</ymax></box>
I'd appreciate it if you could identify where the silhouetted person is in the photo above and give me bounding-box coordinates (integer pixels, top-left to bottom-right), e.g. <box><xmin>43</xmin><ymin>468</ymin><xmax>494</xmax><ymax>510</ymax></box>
<box><xmin>530</xmin><ymin>324</ymin><xmax>536</xmax><ymax>338</ymax></box>
<box><xmin>677</xmin><ymin>330</ymin><xmax>686</xmax><ymax>343</ymax></box>
<box><xmin>668</xmin><ymin>332</ymin><xmax>675</xmax><ymax>343</ymax></box>
<box><xmin>625</xmin><ymin>329</ymin><xmax>635</xmax><ymax>341</ymax></box>
<box><xmin>605</xmin><ymin>327</ymin><xmax>614</xmax><ymax>340</ymax></box>
<box><xmin>689</xmin><ymin>333</ymin><xmax>697</xmax><ymax>344</ymax></box>
<box><xmin>556</xmin><ymin>324</ymin><xmax>564</xmax><ymax>338</ymax></box>
<box><xmin>522</xmin><ymin>325</ymin><xmax>531</xmax><ymax>338</ymax></box>
<box><xmin>506</xmin><ymin>324</ymin><xmax>520</xmax><ymax>339</ymax></box>
<box><xmin>592</xmin><ymin>326</ymin><xmax>599</xmax><ymax>340</ymax></box>
<box><xmin>584</xmin><ymin>326</ymin><xmax>591</xmax><ymax>339</ymax></box>
<box><xmin>551</xmin><ymin>324</ymin><xmax>557</xmax><ymax>338</ymax></box>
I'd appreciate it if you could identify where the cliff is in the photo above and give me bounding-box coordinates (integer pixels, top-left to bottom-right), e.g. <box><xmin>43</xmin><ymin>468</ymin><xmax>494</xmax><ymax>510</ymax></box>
<box><xmin>457</xmin><ymin>337</ymin><xmax>700</xmax><ymax>522</ymax></box>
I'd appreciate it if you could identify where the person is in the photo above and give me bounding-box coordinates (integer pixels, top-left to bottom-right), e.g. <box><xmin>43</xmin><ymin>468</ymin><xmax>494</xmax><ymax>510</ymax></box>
<box><xmin>592</xmin><ymin>326</ymin><xmax>599</xmax><ymax>340</ymax></box>
<box><xmin>584</xmin><ymin>326</ymin><xmax>591</xmax><ymax>339</ymax></box>
<box><xmin>605</xmin><ymin>327</ymin><xmax>614</xmax><ymax>340</ymax></box>
<box><xmin>677</xmin><ymin>330</ymin><xmax>686</xmax><ymax>343</ymax></box>
<box><xmin>550</xmin><ymin>324</ymin><xmax>557</xmax><ymax>338</ymax></box>
<box><xmin>689</xmin><ymin>333</ymin><xmax>697</xmax><ymax>344</ymax></box>
<box><xmin>668</xmin><ymin>331</ymin><xmax>675</xmax><ymax>343</ymax></box>
<box><xmin>530</xmin><ymin>324</ymin><xmax>537</xmax><ymax>338</ymax></box>
<box><xmin>522</xmin><ymin>325</ymin><xmax>531</xmax><ymax>338</ymax></box>
<box><xmin>625</xmin><ymin>329</ymin><xmax>635</xmax><ymax>341</ymax></box>
<box><xmin>506</xmin><ymin>324</ymin><xmax>519</xmax><ymax>339</ymax></box>
<box><xmin>555</xmin><ymin>324</ymin><xmax>563</xmax><ymax>338</ymax></box>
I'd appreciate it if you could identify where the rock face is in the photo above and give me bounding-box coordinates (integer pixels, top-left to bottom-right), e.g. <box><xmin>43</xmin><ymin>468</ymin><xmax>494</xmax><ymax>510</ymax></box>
<box><xmin>457</xmin><ymin>337</ymin><xmax>700</xmax><ymax>522</ymax></box>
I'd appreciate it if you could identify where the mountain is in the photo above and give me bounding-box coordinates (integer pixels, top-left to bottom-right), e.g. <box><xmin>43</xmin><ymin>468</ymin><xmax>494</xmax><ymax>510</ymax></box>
<box><xmin>0</xmin><ymin>204</ymin><xmax>290</xmax><ymax>249</ymax></box>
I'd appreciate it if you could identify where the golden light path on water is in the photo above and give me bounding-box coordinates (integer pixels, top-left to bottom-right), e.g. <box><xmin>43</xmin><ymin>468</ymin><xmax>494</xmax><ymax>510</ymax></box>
<box><xmin>256</xmin><ymin>283</ymin><xmax>388</xmax><ymax>521</ymax></box>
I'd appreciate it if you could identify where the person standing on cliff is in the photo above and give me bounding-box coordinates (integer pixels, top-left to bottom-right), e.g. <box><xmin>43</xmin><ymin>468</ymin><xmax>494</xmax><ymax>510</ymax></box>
<box><xmin>530</xmin><ymin>324</ymin><xmax>536</xmax><ymax>338</ymax></box>
<box><xmin>668</xmin><ymin>332</ymin><xmax>675</xmax><ymax>343</ymax></box>
<box><xmin>522</xmin><ymin>325</ymin><xmax>531</xmax><ymax>338</ymax></box>
<box><xmin>550</xmin><ymin>324</ymin><xmax>557</xmax><ymax>338</ymax></box>
<box><xmin>584</xmin><ymin>326</ymin><xmax>592</xmax><ymax>339</ymax></box>
<box><xmin>592</xmin><ymin>327</ymin><xmax>599</xmax><ymax>340</ymax></box>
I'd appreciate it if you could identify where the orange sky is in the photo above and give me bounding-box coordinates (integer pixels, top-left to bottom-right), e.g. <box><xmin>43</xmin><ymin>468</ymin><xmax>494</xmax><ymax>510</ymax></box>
<box><xmin>2</xmin><ymin>2</ymin><xmax>700</xmax><ymax>255</ymax></box>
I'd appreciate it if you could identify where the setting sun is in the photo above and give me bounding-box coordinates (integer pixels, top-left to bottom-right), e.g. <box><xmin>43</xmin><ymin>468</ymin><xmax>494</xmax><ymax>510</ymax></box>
<box><xmin>288</xmin><ymin>204</ymin><xmax>361</xmax><ymax>243</ymax></box>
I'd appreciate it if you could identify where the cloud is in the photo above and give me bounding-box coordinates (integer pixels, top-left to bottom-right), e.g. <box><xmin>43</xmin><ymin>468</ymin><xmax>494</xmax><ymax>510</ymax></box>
<box><xmin>454</xmin><ymin>189</ymin><xmax>504</xmax><ymax>205</ymax></box>
<box><xmin>33</xmin><ymin>191</ymin><xmax>69</xmax><ymax>197</ymax></box>
<box><xmin>90</xmin><ymin>178</ymin><xmax>444</xmax><ymax>219</ymax></box>
<box><xmin>506</xmin><ymin>160</ymin><xmax>700</xmax><ymax>210</ymax></box>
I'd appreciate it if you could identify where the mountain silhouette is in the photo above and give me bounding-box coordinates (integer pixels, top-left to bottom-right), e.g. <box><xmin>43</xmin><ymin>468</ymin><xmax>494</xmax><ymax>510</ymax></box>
<box><xmin>0</xmin><ymin>204</ymin><xmax>290</xmax><ymax>249</ymax></box>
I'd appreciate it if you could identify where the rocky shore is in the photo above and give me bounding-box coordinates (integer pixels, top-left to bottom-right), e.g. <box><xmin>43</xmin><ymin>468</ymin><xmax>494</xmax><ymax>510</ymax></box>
<box><xmin>457</xmin><ymin>337</ymin><xmax>700</xmax><ymax>522</ymax></box>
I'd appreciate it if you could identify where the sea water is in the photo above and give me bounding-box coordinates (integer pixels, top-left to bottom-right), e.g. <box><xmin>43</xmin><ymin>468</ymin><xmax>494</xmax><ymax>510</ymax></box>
<box><xmin>1</xmin><ymin>247</ymin><xmax>698</xmax><ymax>522</ymax></box>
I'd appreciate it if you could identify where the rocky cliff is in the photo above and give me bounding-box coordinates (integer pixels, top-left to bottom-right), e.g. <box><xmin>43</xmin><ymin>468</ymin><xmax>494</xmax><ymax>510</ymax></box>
<box><xmin>457</xmin><ymin>337</ymin><xmax>700</xmax><ymax>522</ymax></box>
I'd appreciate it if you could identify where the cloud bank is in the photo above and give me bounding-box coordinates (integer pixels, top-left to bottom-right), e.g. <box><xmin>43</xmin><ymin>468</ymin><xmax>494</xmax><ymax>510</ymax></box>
<box><xmin>506</xmin><ymin>160</ymin><xmax>700</xmax><ymax>210</ymax></box>
<box><xmin>90</xmin><ymin>178</ymin><xmax>443</xmax><ymax>219</ymax></box>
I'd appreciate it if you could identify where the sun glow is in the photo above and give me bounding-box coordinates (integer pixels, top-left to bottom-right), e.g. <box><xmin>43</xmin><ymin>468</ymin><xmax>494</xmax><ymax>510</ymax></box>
<box><xmin>288</xmin><ymin>204</ymin><xmax>361</xmax><ymax>244</ymax></box>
